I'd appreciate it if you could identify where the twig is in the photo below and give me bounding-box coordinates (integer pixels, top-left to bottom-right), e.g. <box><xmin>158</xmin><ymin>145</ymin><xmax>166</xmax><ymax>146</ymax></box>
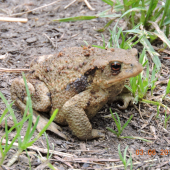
<box><xmin>9</xmin><ymin>0</ymin><xmax>61</xmax><ymax>17</ymax></box>
<box><xmin>63</xmin><ymin>157</ymin><xmax>120</xmax><ymax>163</ymax></box>
<box><xmin>114</xmin><ymin>159</ymin><xmax>160</xmax><ymax>168</ymax></box>
<box><xmin>84</xmin><ymin>0</ymin><xmax>95</xmax><ymax>10</ymax></box>
<box><xmin>64</xmin><ymin>0</ymin><xmax>77</xmax><ymax>9</ymax></box>
<box><xmin>43</xmin><ymin>33</ymin><xmax>56</xmax><ymax>48</ymax></box>
<box><xmin>163</xmin><ymin>57</ymin><xmax>170</xmax><ymax>59</ymax></box>
<box><xmin>2</xmin><ymin>139</ymin><xmax>74</xmax><ymax>158</ymax></box>
<box><xmin>153</xmin><ymin>46</ymin><xmax>170</xmax><ymax>55</ymax></box>
<box><xmin>0</xmin><ymin>68</ymin><xmax>30</xmax><ymax>72</ymax></box>
<box><xmin>0</xmin><ymin>17</ymin><xmax>28</xmax><ymax>23</ymax></box>
<box><xmin>58</xmin><ymin>32</ymin><xmax>65</xmax><ymax>41</ymax></box>
<box><xmin>64</xmin><ymin>0</ymin><xmax>95</xmax><ymax>10</ymax></box>
<box><xmin>54</xmin><ymin>156</ymin><xmax>74</xmax><ymax>169</ymax></box>
<box><xmin>133</xmin><ymin>104</ymin><xmax>147</xmax><ymax>123</ymax></box>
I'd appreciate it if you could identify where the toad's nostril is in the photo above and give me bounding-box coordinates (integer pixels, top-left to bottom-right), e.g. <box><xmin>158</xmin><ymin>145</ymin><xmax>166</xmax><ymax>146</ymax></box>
<box><xmin>131</xmin><ymin>64</ymin><xmax>133</xmax><ymax>67</ymax></box>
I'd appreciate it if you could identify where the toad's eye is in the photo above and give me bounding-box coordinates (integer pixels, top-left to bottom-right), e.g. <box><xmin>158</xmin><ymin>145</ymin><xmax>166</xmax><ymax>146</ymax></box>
<box><xmin>111</xmin><ymin>62</ymin><xmax>121</xmax><ymax>75</ymax></box>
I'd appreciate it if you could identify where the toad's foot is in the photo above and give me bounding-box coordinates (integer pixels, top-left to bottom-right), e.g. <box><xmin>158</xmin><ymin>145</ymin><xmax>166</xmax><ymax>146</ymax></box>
<box><xmin>112</xmin><ymin>94</ymin><xmax>134</xmax><ymax>109</ymax></box>
<box><xmin>64</xmin><ymin>0</ymin><xmax>95</xmax><ymax>10</ymax></box>
<box><xmin>15</xmin><ymin>99</ymin><xmax>68</xmax><ymax>140</ymax></box>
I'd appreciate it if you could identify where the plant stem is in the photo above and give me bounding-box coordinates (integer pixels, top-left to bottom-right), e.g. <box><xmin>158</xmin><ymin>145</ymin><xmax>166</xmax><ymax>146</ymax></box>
<box><xmin>140</xmin><ymin>0</ymin><xmax>145</xmax><ymax>24</ymax></box>
<box><xmin>7</xmin><ymin>149</ymin><xmax>22</xmax><ymax>167</ymax></box>
<box><xmin>123</xmin><ymin>0</ymin><xmax>130</xmax><ymax>21</ymax></box>
<box><xmin>159</xmin><ymin>0</ymin><xmax>170</xmax><ymax>29</ymax></box>
<box><xmin>0</xmin><ymin>153</ymin><xmax>5</xmax><ymax>166</ymax></box>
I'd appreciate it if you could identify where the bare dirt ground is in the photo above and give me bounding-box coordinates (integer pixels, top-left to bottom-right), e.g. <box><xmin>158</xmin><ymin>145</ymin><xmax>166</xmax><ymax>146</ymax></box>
<box><xmin>0</xmin><ymin>0</ymin><xmax>170</xmax><ymax>169</ymax></box>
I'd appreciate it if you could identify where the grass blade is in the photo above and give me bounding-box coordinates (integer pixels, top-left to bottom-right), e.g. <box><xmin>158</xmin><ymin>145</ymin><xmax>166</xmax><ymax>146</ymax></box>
<box><xmin>159</xmin><ymin>0</ymin><xmax>170</xmax><ymax>28</ymax></box>
<box><xmin>0</xmin><ymin>102</ymin><xmax>14</xmax><ymax>124</ymax></box>
<box><xmin>149</xmin><ymin>21</ymin><xmax>170</xmax><ymax>48</ymax></box>
<box><xmin>118</xmin><ymin>144</ymin><xmax>124</xmax><ymax>164</ymax></box>
<box><xmin>106</xmin><ymin>127</ymin><xmax>118</xmax><ymax>136</ymax></box>
<box><xmin>115</xmin><ymin>112</ymin><xmax>121</xmax><ymax>132</ymax></box>
<box><xmin>27</xmin><ymin>116</ymin><xmax>40</xmax><ymax>143</ymax></box>
<box><xmin>120</xmin><ymin>136</ymin><xmax>152</xmax><ymax>142</ymax></box>
<box><xmin>144</xmin><ymin>0</ymin><xmax>158</xmax><ymax>26</ymax></box>
<box><xmin>140</xmin><ymin>36</ymin><xmax>161</xmax><ymax>70</ymax></box>
<box><xmin>121</xmin><ymin>7</ymin><xmax>146</xmax><ymax>19</ymax></box>
<box><xmin>121</xmin><ymin>115</ymin><xmax>133</xmax><ymax>132</ymax></box>
<box><xmin>101</xmin><ymin>0</ymin><xmax>113</xmax><ymax>6</ymax></box>
<box><xmin>123</xmin><ymin>146</ymin><xmax>128</xmax><ymax>165</ymax></box>
<box><xmin>110</xmin><ymin>109</ymin><xmax>119</xmax><ymax>130</ymax></box>
<box><xmin>0</xmin><ymin>92</ymin><xmax>18</xmax><ymax>126</ymax></box>
<box><xmin>25</xmin><ymin>109</ymin><xmax>58</xmax><ymax>148</ymax></box>
<box><xmin>53</xmin><ymin>16</ymin><xmax>97</xmax><ymax>22</ymax></box>
<box><xmin>97</xmin><ymin>19</ymin><xmax>115</xmax><ymax>32</ymax></box>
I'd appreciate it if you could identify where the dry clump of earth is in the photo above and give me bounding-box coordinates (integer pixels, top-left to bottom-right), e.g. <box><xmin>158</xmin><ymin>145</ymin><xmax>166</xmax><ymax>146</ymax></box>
<box><xmin>0</xmin><ymin>0</ymin><xmax>170</xmax><ymax>169</ymax></box>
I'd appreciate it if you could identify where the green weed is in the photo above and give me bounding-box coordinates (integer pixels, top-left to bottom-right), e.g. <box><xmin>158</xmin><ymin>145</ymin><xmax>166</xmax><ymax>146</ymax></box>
<box><xmin>118</xmin><ymin>144</ymin><xmax>133</xmax><ymax>170</ymax></box>
<box><xmin>164</xmin><ymin>110</ymin><xmax>170</xmax><ymax>129</ymax></box>
<box><xmin>0</xmin><ymin>72</ymin><xmax>58</xmax><ymax>166</ymax></box>
<box><xmin>34</xmin><ymin>132</ymin><xmax>55</xmax><ymax>169</ymax></box>
<box><xmin>106</xmin><ymin>109</ymin><xmax>133</xmax><ymax>138</ymax></box>
<box><xmin>107</xmin><ymin>109</ymin><xmax>152</xmax><ymax>142</ymax></box>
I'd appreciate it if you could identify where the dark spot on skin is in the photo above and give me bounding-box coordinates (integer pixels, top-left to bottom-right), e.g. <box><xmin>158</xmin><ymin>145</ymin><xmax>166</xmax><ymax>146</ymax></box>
<box><xmin>79</xmin><ymin>63</ymin><xmax>83</xmax><ymax>68</ymax></box>
<box><xmin>66</xmin><ymin>75</ymin><xmax>88</xmax><ymax>93</ymax></box>
<box><xmin>45</xmin><ymin>67</ymin><xmax>50</xmax><ymax>72</ymax></box>
<box><xmin>21</xmin><ymin>89</ymin><xmax>25</xmax><ymax>102</ymax></box>
<box><xmin>83</xmin><ymin>50</ymin><xmax>91</xmax><ymax>57</ymax></box>
<box><xmin>90</xmin><ymin>90</ymin><xmax>95</xmax><ymax>94</ymax></box>
<box><xmin>87</xmin><ymin>100</ymin><xmax>91</xmax><ymax>106</ymax></box>
<box><xmin>46</xmin><ymin>92</ymin><xmax>51</xmax><ymax>97</ymax></box>
<box><xmin>94</xmin><ymin>95</ymin><xmax>98</xmax><ymax>99</ymax></box>
<box><xmin>83</xmin><ymin>61</ymin><xmax>87</xmax><ymax>65</ymax></box>
<box><xmin>84</xmin><ymin>66</ymin><xmax>97</xmax><ymax>76</ymax></box>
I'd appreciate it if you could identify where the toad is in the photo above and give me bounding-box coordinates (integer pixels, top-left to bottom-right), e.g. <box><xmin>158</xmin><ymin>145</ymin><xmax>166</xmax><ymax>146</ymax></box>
<box><xmin>11</xmin><ymin>46</ymin><xmax>143</xmax><ymax>140</ymax></box>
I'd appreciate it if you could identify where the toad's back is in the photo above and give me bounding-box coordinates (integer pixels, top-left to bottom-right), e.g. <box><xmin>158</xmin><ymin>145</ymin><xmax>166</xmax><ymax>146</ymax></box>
<box><xmin>27</xmin><ymin>47</ymin><xmax>99</xmax><ymax>92</ymax></box>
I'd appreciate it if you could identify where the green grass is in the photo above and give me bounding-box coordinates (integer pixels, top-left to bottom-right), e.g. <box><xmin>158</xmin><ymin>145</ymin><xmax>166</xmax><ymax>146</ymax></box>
<box><xmin>125</xmin><ymin>50</ymin><xmax>158</xmax><ymax>102</ymax></box>
<box><xmin>106</xmin><ymin>109</ymin><xmax>133</xmax><ymax>138</ymax></box>
<box><xmin>106</xmin><ymin>109</ymin><xmax>151</xmax><ymax>142</ymax></box>
<box><xmin>0</xmin><ymin>72</ymin><xmax>58</xmax><ymax>166</ymax></box>
<box><xmin>118</xmin><ymin>144</ymin><xmax>133</xmax><ymax>170</ymax></box>
<box><xmin>54</xmin><ymin>0</ymin><xmax>170</xmax><ymax>37</ymax></box>
<box><xmin>164</xmin><ymin>110</ymin><xmax>170</xmax><ymax>129</ymax></box>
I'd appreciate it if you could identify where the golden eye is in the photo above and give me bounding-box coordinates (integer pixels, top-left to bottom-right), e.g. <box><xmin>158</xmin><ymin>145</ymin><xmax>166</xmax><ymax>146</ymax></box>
<box><xmin>111</xmin><ymin>62</ymin><xmax>121</xmax><ymax>75</ymax></box>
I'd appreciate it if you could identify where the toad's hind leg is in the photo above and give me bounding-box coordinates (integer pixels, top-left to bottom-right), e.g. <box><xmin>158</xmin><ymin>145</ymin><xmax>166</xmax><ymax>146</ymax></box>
<box><xmin>11</xmin><ymin>78</ymin><xmax>51</xmax><ymax>112</ymax></box>
<box><xmin>62</xmin><ymin>90</ymin><xmax>106</xmax><ymax>140</ymax></box>
<box><xmin>11</xmin><ymin>78</ymin><xmax>67</xmax><ymax>140</ymax></box>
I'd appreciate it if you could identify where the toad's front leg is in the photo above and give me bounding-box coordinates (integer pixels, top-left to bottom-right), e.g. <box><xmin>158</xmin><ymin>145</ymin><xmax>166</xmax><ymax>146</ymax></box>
<box><xmin>11</xmin><ymin>78</ymin><xmax>67</xmax><ymax>140</ymax></box>
<box><xmin>62</xmin><ymin>90</ymin><xmax>107</xmax><ymax>140</ymax></box>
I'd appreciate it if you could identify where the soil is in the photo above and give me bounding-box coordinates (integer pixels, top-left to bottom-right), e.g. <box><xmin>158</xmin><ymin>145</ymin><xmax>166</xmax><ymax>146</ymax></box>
<box><xmin>0</xmin><ymin>0</ymin><xmax>170</xmax><ymax>169</ymax></box>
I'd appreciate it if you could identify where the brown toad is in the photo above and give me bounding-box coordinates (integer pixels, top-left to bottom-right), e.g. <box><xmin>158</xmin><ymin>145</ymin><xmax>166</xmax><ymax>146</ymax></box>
<box><xmin>11</xmin><ymin>46</ymin><xmax>143</xmax><ymax>140</ymax></box>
